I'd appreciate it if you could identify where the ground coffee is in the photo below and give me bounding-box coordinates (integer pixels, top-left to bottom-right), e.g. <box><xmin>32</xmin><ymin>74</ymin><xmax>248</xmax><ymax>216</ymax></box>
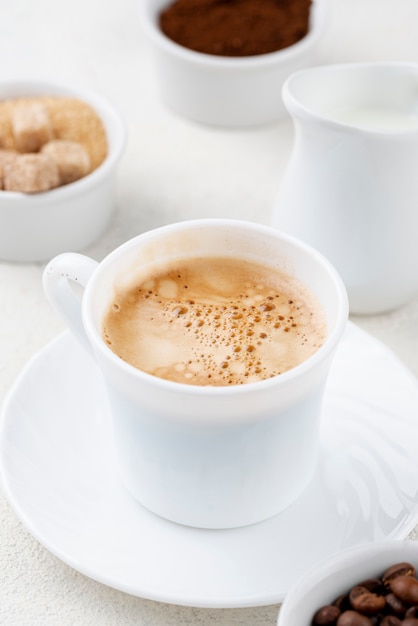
<box><xmin>159</xmin><ymin>0</ymin><xmax>312</xmax><ymax>57</ymax></box>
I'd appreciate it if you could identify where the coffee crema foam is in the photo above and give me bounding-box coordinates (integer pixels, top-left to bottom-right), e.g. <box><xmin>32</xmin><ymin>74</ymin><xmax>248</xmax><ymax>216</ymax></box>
<box><xmin>102</xmin><ymin>257</ymin><xmax>327</xmax><ymax>386</ymax></box>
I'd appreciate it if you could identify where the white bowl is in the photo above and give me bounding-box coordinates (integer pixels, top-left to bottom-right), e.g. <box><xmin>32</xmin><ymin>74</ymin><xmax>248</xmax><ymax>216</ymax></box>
<box><xmin>0</xmin><ymin>79</ymin><xmax>126</xmax><ymax>262</ymax></box>
<box><xmin>277</xmin><ymin>540</ymin><xmax>418</xmax><ymax>625</ymax></box>
<box><xmin>139</xmin><ymin>0</ymin><xmax>328</xmax><ymax>127</ymax></box>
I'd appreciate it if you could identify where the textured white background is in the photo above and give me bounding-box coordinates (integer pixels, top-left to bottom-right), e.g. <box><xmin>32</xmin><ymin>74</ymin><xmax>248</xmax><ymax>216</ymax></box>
<box><xmin>1</xmin><ymin>0</ymin><xmax>418</xmax><ymax>624</ymax></box>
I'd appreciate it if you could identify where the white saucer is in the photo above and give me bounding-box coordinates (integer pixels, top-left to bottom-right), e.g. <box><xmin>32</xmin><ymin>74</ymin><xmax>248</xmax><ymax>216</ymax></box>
<box><xmin>1</xmin><ymin>322</ymin><xmax>418</xmax><ymax>609</ymax></box>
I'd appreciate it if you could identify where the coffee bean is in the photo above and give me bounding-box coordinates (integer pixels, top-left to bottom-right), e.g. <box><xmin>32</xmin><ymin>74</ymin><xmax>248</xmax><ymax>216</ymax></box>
<box><xmin>334</xmin><ymin>594</ymin><xmax>351</xmax><ymax>612</ymax></box>
<box><xmin>380</xmin><ymin>617</ymin><xmax>402</xmax><ymax>626</ymax></box>
<box><xmin>402</xmin><ymin>619</ymin><xmax>418</xmax><ymax>626</ymax></box>
<box><xmin>406</xmin><ymin>607</ymin><xmax>418</xmax><ymax>618</ymax></box>
<box><xmin>336</xmin><ymin>610</ymin><xmax>373</xmax><ymax>625</ymax></box>
<box><xmin>385</xmin><ymin>592</ymin><xmax>407</xmax><ymax>616</ymax></box>
<box><xmin>313</xmin><ymin>605</ymin><xmax>341</xmax><ymax>625</ymax></box>
<box><xmin>357</xmin><ymin>579</ymin><xmax>386</xmax><ymax>595</ymax></box>
<box><xmin>390</xmin><ymin>575</ymin><xmax>418</xmax><ymax>604</ymax></box>
<box><xmin>382</xmin><ymin>563</ymin><xmax>416</xmax><ymax>586</ymax></box>
<box><xmin>349</xmin><ymin>586</ymin><xmax>386</xmax><ymax>614</ymax></box>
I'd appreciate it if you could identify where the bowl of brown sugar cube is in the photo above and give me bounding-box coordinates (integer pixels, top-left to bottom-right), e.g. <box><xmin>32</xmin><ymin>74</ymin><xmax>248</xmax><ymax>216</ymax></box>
<box><xmin>277</xmin><ymin>540</ymin><xmax>418</xmax><ymax>626</ymax></box>
<box><xmin>0</xmin><ymin>79</ymin><xmax>125</xmax><ymax>262</ymax></box>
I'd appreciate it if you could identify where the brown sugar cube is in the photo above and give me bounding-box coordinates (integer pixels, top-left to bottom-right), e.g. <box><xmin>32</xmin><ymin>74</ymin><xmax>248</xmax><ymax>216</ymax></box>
<box><xmin>41</xmin><ymin>139</ymin><xmax>91</xmax><ymax>184</ymax></box>
<box><xmin>3</xmin><ymin>153</ymin><xmax>60</xmax><ymax>193</ymax></box>
<box><xmin>0</xmin><ymin>149</ymin><xmax>18</xmax><ymax>189</ymax></box>
<box><xmin>11</xmin><ymin>100</ymin><xmax>53</xmax><ymax>152</ymax></box>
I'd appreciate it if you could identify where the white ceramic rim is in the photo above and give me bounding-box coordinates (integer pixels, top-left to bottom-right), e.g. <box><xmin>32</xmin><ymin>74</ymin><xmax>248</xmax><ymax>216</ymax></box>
<box><xmin>277</xmin><ymin>540</ymin><xmax>418</xmax><ymax>624</ymax></box>
<box><xmin>82</xmin><ymin>218</ymin><xmax>349</xmax><ymax>397</ymax></box>
<box><xmin>139</xmin><ymin>0</ymin><xmax>327</xmax><ymax>69</ymax></box>
<box><xmin>0</xmin><ymin>78</ymin><xmax>126</xmax><ymax>205</ymax></box>
<box><xmin>282</xmin><ymin>61</ymin><xmax>418</xmax><ymax>136</ymax></box>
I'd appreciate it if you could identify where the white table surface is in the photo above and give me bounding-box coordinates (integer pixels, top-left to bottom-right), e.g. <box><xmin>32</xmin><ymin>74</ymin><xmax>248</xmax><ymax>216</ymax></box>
<box><xmin>1</xmin><ymin>1</ymin><xmax>418</xmax><ymax>624</ymax></box>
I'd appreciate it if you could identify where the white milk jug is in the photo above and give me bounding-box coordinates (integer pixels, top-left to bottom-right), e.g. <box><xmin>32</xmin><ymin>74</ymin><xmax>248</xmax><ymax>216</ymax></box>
<box><xmin>273</xmin><ymin>62</ymin><xmax>418</xmax><ymax>314</ymax></box>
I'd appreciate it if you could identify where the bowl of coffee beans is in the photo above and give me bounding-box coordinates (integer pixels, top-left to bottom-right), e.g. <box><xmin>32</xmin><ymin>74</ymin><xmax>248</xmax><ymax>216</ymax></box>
<box><xmin>0</xmin><ymin>79</ymin><xmax>125</xmax><ymax>262</ymax></box>
<box><xmin>138</xmin><ymin>0</ymin><xmax>328</xmax><ymax>126</ymax></box>
<box><xmin>277</xmin><ymin>540</ymin><xmax>418</xmax><ymax>626</ymax></box>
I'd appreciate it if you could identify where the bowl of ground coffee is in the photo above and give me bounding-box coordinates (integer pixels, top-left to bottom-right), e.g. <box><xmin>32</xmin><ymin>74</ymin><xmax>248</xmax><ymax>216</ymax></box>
<box><xmin>0</xmin><ymin>78</ymin><xmax>125</xmax><ymax>262</ymax></box>
<box><xmin>139</xmin><ymin>0</ymin><xmax>327</xmax><ymax>126</ymax></box>
<box><xmin>277</xmin><ymin>540</ymin><xmax>418</xmax><ymax>626</ymax></box>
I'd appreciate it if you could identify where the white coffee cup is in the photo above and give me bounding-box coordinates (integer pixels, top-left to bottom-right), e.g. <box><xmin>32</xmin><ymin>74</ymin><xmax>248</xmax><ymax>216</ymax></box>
<box><xmin>43</xmin><ymin>219</ymin><xmax>348</xmax><ymax>529</ymax></box>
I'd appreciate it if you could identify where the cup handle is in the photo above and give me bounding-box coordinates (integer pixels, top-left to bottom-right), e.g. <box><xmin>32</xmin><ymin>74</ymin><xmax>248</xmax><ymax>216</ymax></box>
<box><xmin>43</xmin><ymin>252</ymin><xmax>99</xmax><ymax>354</ymax></box>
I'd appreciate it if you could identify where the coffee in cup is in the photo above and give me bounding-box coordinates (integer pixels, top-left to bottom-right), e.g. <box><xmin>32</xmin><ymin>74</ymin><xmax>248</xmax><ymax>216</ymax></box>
<box><xmin>102</xmin><ymin>255</ymin><xmax>327</xmax><ymax>386</ymax></box>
